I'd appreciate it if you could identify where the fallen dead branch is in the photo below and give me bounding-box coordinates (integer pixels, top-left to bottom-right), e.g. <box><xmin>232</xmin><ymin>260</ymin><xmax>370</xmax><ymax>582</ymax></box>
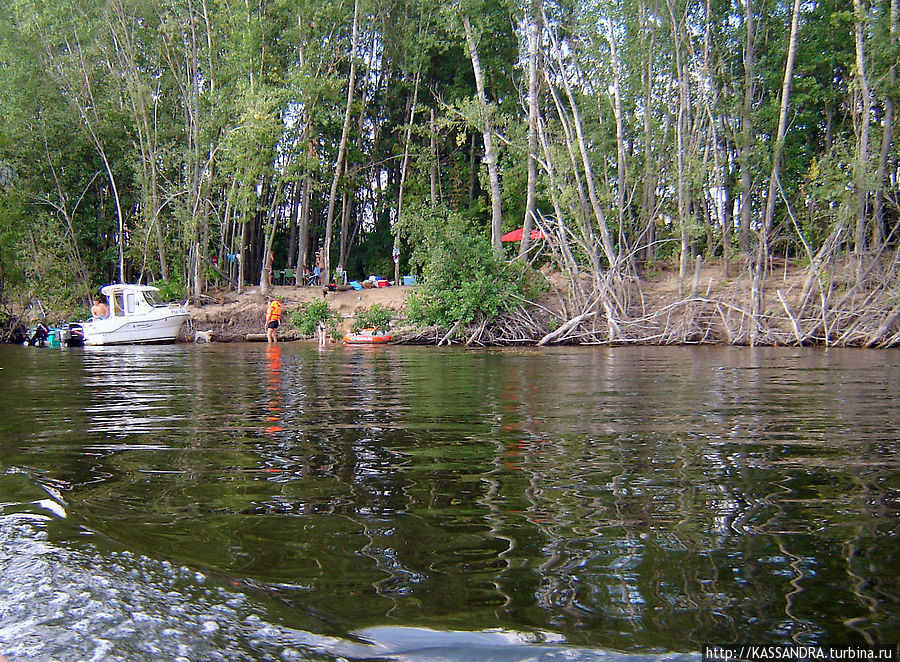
<box><xmin>391</xmin><ymin>253</ymin><xmax>898</xmax><ymax>349</ymax></box>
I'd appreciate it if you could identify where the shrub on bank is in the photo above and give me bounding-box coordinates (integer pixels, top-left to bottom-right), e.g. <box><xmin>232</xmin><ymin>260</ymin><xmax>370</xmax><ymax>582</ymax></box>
<box><xmin>289</xmin><ymin>299</ymin><xmax>340</xmax><ymax>337</ymax></box>
<box><xmin>155</xmin><ymin>278</ymin><xmax>185</xmax><ymax>302</ymax></box>
<box><xmin>353</xmin><ymin>304</ymin><xmax>393</xmax><ymax>332</ymax></box>
<box><xmin>398</xmin><ymin>205</ymin><xmax>523</xmax><ymax>329</ymax></box>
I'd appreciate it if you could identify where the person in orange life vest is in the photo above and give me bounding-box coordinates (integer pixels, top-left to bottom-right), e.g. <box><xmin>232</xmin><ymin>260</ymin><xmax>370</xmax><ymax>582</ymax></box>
<box><xmin>265</xmin><ymin>299</ymin><xmax>282</xmax><ymax>343</ymax></box>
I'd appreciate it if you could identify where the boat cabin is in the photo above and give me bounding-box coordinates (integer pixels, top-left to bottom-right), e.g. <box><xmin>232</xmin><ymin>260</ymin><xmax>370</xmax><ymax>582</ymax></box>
<box><xmin>82</xmin><ymin>284</ymin><xmax>188</xmax><ymax>345</ymax></box>
<box><xmin>102</xmin><ymin>284</ymin><xmax>169</xmax><ymax>317</ymax></box>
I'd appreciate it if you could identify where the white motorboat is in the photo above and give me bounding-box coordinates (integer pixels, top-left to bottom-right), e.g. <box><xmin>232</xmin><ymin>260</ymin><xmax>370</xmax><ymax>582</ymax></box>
<box><xmin>81</xmin><ymin>284</ymin><xmax>189</xmax><ymax>346</ymax></box>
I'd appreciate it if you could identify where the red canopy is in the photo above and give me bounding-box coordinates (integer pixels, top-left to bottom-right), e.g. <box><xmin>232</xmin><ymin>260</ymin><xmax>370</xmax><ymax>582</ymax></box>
<box><xmin>500</xmin><ymin>228</ymin><xmax>549</xmax><ymax>242</ymax></box>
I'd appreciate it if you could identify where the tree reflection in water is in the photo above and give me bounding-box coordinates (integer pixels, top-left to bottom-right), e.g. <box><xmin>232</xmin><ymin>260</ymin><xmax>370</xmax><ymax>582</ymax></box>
<box><xmin>0</xmin><ymin>344</ymin><xmax>895</xmax><ymax>651</ymax></box>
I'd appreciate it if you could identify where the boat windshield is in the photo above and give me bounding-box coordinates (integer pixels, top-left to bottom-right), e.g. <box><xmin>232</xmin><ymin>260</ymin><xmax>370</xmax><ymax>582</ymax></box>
<box><xmin>144</xmin><ymin>290</ymin><xmax>167</xmax><ymax>307</ymax></box>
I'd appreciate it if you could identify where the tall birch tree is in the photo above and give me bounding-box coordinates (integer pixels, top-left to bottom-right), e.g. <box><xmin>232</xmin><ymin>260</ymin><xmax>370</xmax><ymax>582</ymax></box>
<box><xmin>461</xmin><ymin>11</ymin><xmax>504</xmax><ymax>251</ymax></box>
<box><xmin>519</xmin><ymin>0</ymin><xmax>541</xmax><ymax>258</ymax></box>
<box><xmin>323</xmin><ymin>0</ymin><xmax>359</xmax><ymax>284</ymax></box>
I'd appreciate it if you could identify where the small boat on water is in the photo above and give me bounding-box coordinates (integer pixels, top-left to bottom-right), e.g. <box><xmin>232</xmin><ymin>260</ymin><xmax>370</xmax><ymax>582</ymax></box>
<box><xmin>24</xmin><ymin>322</ymin><xmax>51</xmax><ymax>346</ymax></box>
<box><xmin>81</xmin><ymin>284</ymin><xmax>189</xmax><ymax>346</ymax></box>
<box><xmin>61</xmin><ymin>322</ymin><xmax>85</xmax><ymax>347</ymax></box>
<box><xmin>343</xmin><ymin>327</ymin><xmax>392</xmax><ymax>344</ymax></box>
<box><xmin>23</xmin><ymin>322</ymin><xmax>84</xmax><ymax>347</ymax></box>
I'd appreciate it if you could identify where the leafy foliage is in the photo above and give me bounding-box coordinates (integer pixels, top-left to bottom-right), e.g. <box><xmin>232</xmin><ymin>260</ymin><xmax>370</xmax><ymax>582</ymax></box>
<box><xmin>352</xmin><ymin>304</ymin><xmax>393</xmax><ymax>332</ymax></box>
<box><xmin>0</xmin><ymin>194</ymin><xmax>26</xmax><ymax>306</ymax></box>
<box><xmin>0</xmin><ymin>0</ymin><xmax>895</xmax><ymax>327</ymax></box>
<box><xmin>155</xmin><ymin>278</ymin><xmax>186</xmax><ymax>303</ymax></box>
<box><xmin>289</xmin><ymin>299</ymin><xmax>339</xmax><ymax>337</ymax></box>
<box><xmin>399</xmin><ymin>204</ymin><xmax>522</xmax><ymax>329</ymax></box>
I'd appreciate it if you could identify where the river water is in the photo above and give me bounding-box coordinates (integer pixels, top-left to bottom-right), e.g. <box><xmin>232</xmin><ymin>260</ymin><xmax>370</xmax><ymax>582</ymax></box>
<box><xmin>0</xmin><ymin>343</ymin><xmax>896</xmax><ymax>661</ymax></box>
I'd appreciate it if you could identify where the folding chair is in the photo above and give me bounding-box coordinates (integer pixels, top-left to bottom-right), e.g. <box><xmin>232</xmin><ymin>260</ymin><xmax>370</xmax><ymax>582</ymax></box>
<box><xmin>283</xmin><ymin>268</ymin><xmax>295</xmax><ymax>285</ymax></box>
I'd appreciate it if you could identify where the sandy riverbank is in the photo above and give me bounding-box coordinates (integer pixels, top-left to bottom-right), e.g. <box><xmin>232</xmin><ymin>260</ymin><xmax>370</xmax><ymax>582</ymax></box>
<box><xmin>183</xmin><ymin>283</ymin><xmax>411</xmax><ymax>342</ymax></box>
<box><xmin>179</xmin><ymin>257</ymin><xmax>899</xmax><ymax>347</ymax></box>
<box><xmin>181</xmin><ymin>261</ymin><xmax>771</xmax><ymax>344</ymax></box>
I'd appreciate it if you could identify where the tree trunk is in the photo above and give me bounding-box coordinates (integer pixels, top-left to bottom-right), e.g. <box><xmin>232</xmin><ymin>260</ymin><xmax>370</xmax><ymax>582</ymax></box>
<box><xmin>461</xmin><ymin>12</ymin><xmax>503</xmax><ymax>251</ymax></box>
<box><xmin>340</xmin><ymin>26</ymin><xmax>380</xmax><ymax>277</ymax></box>
<box><xmin>738</xmin><ymin>0</ymin><xmax>755</xmax><ymax>257</ymax></box>
<box><xmin>295</xmin><ymin>174</ymin><xmax>311</xmax><ymax>284</ymax></box>
<box><xmin>259</xmin><ymin>181</ymin><xmax>283</xmax><ymax>295</ymax></box>
<box><xmin>222</xmin><ymin>180</ymin><xmax>237</xmax><ymax>285</ymax></box>
<box><xmin>873</xmin><ymin>0</ymin><xmax>897</xmax><ymax>250</ymax></box>
<box><xmin>286</xmin><ymin>181</ymin><xmax>298</xmax><ymax>269</ymax></box>
<box><xmin>852</xmin><ymin>0</ymin><xmax>873</xmax><ymax>279</ymax></box>
<box><xmin>754</xmin><ymin>0</ymin><xmax>802</xmax><ymax>344</ymax></box>
<box><xmin>565</xmin><ymin>78</ymin><xmax>618</xmax><ymax>268</ymax></box>
<box><xmin>238</xmin><ymin>216</ymin><xmax>247</xmax><ymax>294</ymax></box>
<box><xmin>675</xmin><ymin>57</ymin><xmax>689</xmax><ymax>286</ymax></box>
<box><xmin>185</xmin><ymin>0</ymin><xmax>205</xmax><ymax>296</ymax></box>
<box><xmin>605</xmin><ymin>13</ymin><xmax>628</xmax><ymax>260</ymax></box>
<box><xmin>761</xmin><ymin>0</ymin><xmax>801</xmax><ymax>239</ymax></box>
<box><xmin>106</xmin><ymin>0</ymin><xmax>168</xmax><ymax>282</ymax></box>
<box><xmin>323</xmin><ymin>0</ymin><xmax>359</xmax><ymax>285</ymax></box>
<box><xmin>699</xmin><ymin>0</ymin><xmax>727</xmax><ymax>280</ymax></box>
<box><xmin>48</xmin><ymin>31</ymin><xmax>129</xmax><ymax>283</ymax></box>
<box><xmin>639</xmin><ymin>0</ymin><xmax>658</xmax><ymax>262</ymax></box>
<box><xmin>722</xmin><ymin>167</ymin><xmax>734</xmax><ymax>279</ymax></box>
<box><xmin>396</xmin><ymin>73</ymin><xmax>420</xmax><ymax>282</ymax></box>
<box><xmin>536</xmin><ymin>112</ymin><xmax>578</xmax><ymax>279</ymax></box>
<box><xmin>430</xmin><ymin>108</ymin><xmax>439</xmax><ymax>207</ymax></box>
<box><xmin>519</xmin><ymin>0</ymin><xmax>540</xmax><ymax>258</ymax></box>
<box><xmin>543</xmin><ymin>10</ymin><xmax>617</xmax><ymax>268</ymax></box>
<box><xmin>467</xmin><ymin>133</ymin><xmax>476</xmax><ymax>205</ymax></box>
<box><xmin>339</xmin><ymin>188</ymin><xmax>354</xmax><ymax>274</ymax></box>
<box><xmin>545</xmin><ymin>69</ymin><xmax>596</xmax><ymax>268</ymax></box>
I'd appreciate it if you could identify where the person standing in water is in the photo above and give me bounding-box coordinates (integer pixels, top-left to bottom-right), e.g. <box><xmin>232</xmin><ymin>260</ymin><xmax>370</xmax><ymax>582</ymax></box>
<box><xmin>265</xmin><ymin>298</ymin><xmax>282</xmax><ymax>343</ymax></box>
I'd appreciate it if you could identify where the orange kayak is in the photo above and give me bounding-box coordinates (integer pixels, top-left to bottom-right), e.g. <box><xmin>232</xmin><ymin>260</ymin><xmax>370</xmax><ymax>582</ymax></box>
<box><xmin>343</xmin><ymin>327</ymin><xmax>392</xmax><ymax>344</ymax></box>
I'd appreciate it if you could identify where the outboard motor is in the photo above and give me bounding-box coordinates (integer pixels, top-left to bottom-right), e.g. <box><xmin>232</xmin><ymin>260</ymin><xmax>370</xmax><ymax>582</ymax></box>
<box><xmin>63</xmin><ymin>322</ymin><xmax>85</xmax><ymax>347</ymax></box>
<box><xmin>26</xmin><ymin>322</ymin><xmax>50</xmax><ymax>346</ymax></box>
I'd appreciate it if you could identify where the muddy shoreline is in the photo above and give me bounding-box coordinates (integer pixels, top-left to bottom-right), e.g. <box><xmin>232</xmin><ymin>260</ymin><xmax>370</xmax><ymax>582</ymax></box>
<box><xmin>180</xmin><ymin>283</ymin><xmax>411</xmax><ymax>343</ymax></box>
<box><xmin>6</xmin><ymin>260</ymin><xmax>898</xmax><ymax>348</ymax></box>
<box><xmin>178</xmin><ymin>260</ymin><xmax>899</xmax><ymax>348</ymax></box>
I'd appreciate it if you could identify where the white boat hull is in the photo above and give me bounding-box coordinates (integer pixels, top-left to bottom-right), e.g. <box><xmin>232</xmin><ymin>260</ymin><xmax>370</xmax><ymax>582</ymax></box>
<box><xmin>82</xmin><ymin>311</ymin><xmax>189</xmax><ymax>345</ymax></box>
<box><xmin>81</xmin><ymin>284</ymin><xmax>190</xmax><ymax>346</ymax></box>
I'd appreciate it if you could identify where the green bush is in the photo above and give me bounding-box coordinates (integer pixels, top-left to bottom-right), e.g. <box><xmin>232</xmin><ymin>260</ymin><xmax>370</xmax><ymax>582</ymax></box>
<box><xmin>398</xmin><ymin>204</ymin><xmax>523</xmax><ymax>329</ymax></box>
<box><xmin>353</xmin><ymin>304</ymin><xmax>393</xmax><ymax>332</ymax></box>
<box><xmin>288</xmin><ymin>299</ymin><xmax>339</xmax><ymax>336</ymax></box>
<box><xmin>155</xmin><ymin>278</ymin><xmax>185</xmax><ymax>302</ymax></box>
<box><xmin>507</xmin><ymin>258</ymin><xmax>547</xmax><ymax>301</ymax></box>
